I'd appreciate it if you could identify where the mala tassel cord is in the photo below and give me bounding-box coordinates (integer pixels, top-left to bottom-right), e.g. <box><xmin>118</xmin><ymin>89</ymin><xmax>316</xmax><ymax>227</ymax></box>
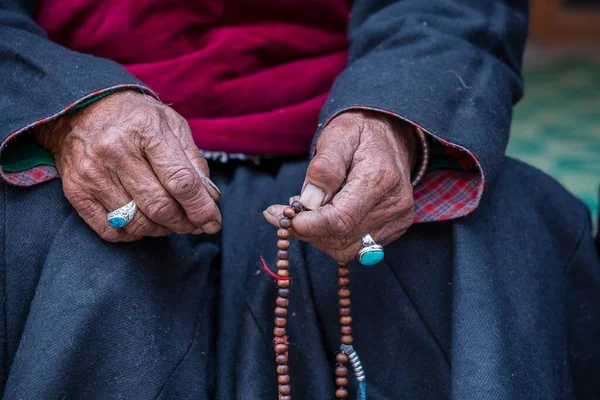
<box><xmin>272</xmin><ymin>201</ymin><xmax>302</xmax><ymax>400</ymax></box>
<box><xmin>341</xmin><ymin>344</ymin><xmax>367</xmax><ymax>400</ymax></box>
<box><xmin>336</xmin><ymin>264</ymin><xmax>368</xmax><ymax>399</ymax></box>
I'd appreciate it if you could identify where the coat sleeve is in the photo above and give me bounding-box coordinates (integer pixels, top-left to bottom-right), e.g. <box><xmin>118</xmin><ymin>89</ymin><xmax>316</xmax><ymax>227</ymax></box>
<box><xmin>316</xmin><ymin>0</ymin><xmax>528</xmax><ymax>223</ymax></box>
<box><xmin>0</xmin><ymin>0</ymin><xmax>156</xmax><ymax>186</ymax></box>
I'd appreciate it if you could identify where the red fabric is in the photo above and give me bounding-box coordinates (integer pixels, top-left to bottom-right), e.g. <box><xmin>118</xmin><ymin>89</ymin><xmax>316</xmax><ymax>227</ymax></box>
<box><xmin>4</xmin><ymin>0</ymin><xmax>486</xmax><ymax>223</ymax></box>
<box><xmin>35</xmin><ymin>0</ymin><xmax>350</xmax><ymax>155</ymax></box>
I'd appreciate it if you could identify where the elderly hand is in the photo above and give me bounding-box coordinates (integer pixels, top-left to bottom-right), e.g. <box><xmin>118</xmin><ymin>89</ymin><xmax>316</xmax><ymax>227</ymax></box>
<box><xmin>34</xmin><ymin>91</ymin><xmax>222</xmax><ymax>242</ymax></box>
<box><xmin>263</xmin><ymin>110</ymin><xmax>418</xmax><ymax>263</ymax></box>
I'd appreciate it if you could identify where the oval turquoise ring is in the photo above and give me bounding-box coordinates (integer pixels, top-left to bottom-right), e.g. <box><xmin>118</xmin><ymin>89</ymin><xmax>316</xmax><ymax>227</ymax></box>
<box><xmin>357</xmin><ymin>233</ymin><xmax>384</xmax><ymax>266</ymax></box>
<box><xmin>106</xmin><ymin>200</ymin><xmax>137</xmax><ymax>229</ymax></box>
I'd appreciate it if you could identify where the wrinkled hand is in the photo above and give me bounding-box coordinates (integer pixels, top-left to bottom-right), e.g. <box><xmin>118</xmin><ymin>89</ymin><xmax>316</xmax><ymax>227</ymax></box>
<box><xmin>34</xmin><ymin>91</ymin><xmax>222</xmax><ymax>242</ymax></box>
<box><xmin>263</xmin><ymin>111</ymin><xmax>418</xmax><ymax>263</ymax></box>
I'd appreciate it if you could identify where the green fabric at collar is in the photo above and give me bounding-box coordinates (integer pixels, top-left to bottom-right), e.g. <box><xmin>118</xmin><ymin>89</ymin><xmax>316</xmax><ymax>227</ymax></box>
<box><xmin>1</xmin><ymin>134</ymin><xmax>55</xmax><ymax>172</ymax></box>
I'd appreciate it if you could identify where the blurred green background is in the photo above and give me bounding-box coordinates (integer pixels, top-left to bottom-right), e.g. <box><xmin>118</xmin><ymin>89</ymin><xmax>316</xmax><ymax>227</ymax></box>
<box><xmin>507</xmin><ymin>58</ymin><xmax>599</xmax><ymax>229</ymax></box>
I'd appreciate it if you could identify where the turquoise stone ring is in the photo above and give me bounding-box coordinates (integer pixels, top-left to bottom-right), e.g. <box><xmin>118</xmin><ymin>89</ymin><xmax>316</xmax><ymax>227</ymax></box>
<box><xmin>107</xmin><ymin>200</ymin><xmax>137</xmax><ymax>229</ymax></box>
<box><xmin>357</xmin><ymin>233</ymin><xmax>384</xmax><ymax>266</ymax></box>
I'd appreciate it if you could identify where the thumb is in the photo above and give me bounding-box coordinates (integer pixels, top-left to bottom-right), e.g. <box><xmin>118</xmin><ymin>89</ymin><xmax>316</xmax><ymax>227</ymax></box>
<box><xmin>300</xmin><ymin>116</ymin><xmax>359</xmax><ymax>210</ymax></box>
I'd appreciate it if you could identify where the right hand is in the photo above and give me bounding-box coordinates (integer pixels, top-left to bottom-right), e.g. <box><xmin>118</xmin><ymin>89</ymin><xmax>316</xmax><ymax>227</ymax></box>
<box><xmin>34</xmin><ymin>91</ymin><xmax>222</xmax><ymax>242</ymax></box>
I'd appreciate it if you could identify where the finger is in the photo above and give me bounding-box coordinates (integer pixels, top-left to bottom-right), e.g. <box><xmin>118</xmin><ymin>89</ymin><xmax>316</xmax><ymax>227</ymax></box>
<box><xmin>164</xmin><ymin>108</ymin><xmax>221</xmax><ymax>202</ymax></box>
<box><xmin>65</xmin><ymin>189</ymin><xmax>139</xmax><ymax>243</ymax></box>
<box><xmin>288</xmin><ymin>171</ymin><xmax>382</xmax><ymax>240</ymax></box>
<box><xmin>91</xmin><ymin>174</ymin><xmax>171</xmax><ymax>238</ymax></box>
<box><xmin>143</xmin><ymin>120</ymin><xmax>222</xmax><ymax>232</ymax></box>
<box><xmin>299</xmin><ymin>118</ymin><xmax>359</xmax><ymax>210</ymax></box>
<box><xmin>289</xmin><ymin>195</ymin><xmax>300</xmax><ymax>206</ymax></box>
<box><xmin>117</xmin><ymin>155</ymin><xmax>204</xmax><ymax>234</ymax></box>
<box><xmin>263</xmin><ymin>204</ymin><xmax>305</xmax><ymax>236</ymax></box>
<box><xmin>303</xmin><ymin>213</ymin><xmax>410</xmax><ymax>264</ymax></box>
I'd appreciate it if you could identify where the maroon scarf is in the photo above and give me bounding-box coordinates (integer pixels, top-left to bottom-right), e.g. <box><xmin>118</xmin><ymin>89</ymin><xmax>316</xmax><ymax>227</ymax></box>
<box><xmin>36</xmin><ymin>0</ymin><xmax>350</xmax><ymax>155</ymax></box>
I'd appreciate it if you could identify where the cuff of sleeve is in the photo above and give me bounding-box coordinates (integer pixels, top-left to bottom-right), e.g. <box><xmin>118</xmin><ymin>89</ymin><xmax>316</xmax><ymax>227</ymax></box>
<box><xmin>316</xmin><ymin>107</ymin><xmax>484</xmax><ymax>223</ymax></box>
<box><xmin>0</xmin><ymin>84</ymin><xmax>159</xmax><ymax>187</ymax></box>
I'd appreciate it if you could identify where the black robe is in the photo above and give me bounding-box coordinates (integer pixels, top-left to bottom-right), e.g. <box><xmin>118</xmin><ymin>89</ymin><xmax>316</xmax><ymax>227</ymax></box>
<box><xmin>0</xmin><ymin>0</ymin><xmax>599</xmax><ymax>399</ymax></box>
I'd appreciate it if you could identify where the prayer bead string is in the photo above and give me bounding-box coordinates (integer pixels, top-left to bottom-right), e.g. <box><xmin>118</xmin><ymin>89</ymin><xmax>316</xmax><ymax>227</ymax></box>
<box><xmin>272</xmin><ymin>201</ymin><xmax>366</xmax><ymax>399</ymax></box>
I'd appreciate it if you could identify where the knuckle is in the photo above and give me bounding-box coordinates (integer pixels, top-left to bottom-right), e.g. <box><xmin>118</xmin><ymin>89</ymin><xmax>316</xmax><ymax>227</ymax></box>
<box><xmin>94</xmin><ymin>132</ymin><xmax>120</xmax><ymax>157</ymax></box>
<box><xmin>308</xmin><ymin>155</ymin><xmax>341</xmax><ymax>184</ymax></box>
<box><xmin>164</xmin><ymin>167</ymin><xmax>200</xmax><ymax>198</ymax></box>
<box><xmin>127</xmin><ymin>109</ymin><xmax>159</xmax><ymax>134</ymax></box>
<box><xmin>146</xmin><ymin>198</ymin><xmax>179</xmax><ymax>222</ymax></box>
<box><xmin>327</xmin><ymin>207</ymin><xmax>356</xmax><ymax>236</ymax></box>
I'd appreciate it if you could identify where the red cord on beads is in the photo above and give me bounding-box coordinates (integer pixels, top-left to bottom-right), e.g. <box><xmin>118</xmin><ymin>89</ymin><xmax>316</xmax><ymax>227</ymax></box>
<box><xmin>259</xmin><ymin>255</ymin><xmax>291</xmax><ymax>281</ymax></box>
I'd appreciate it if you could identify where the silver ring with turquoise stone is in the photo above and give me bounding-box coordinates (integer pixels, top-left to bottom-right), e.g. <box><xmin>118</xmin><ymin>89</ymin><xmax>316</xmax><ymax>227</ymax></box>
<box><xmin>357</xmin><ymin>233</ymin><xmax>384</xmax><ymax>266</ymax></box>
<box><xmin>106</xmin><ymin>200</ymin><xmax>137</xmax><ymax>229</ymax></box>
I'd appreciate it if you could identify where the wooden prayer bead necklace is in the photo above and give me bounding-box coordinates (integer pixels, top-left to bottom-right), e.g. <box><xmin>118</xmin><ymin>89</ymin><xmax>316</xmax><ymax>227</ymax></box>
<box><xmin>273</xmin><ymin>201</ymin><xmax>366</xmax><ymax>400</ymax></box>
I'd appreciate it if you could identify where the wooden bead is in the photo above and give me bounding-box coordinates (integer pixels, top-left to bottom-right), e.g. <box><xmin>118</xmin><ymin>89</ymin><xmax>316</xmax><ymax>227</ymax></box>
<box><xmin>336</xmin><ymin>352</ymin><xmax>349</xmax><ymax>364</ymax></box>
<box><xmin>340</xmin><ymin>326</ymin><xmax>352</xmax><ymax>335</ymax></box>
<box><xmin>279</xmin><ymin>218</ymin><xmax>292</xmax><ymax>229</ymax></box>
<box><xmin>277</xmin><ymin>269</ymin><xmax>290</xmax><ymax>278</ymax></box>
<box><xmin>279</xmin><ymin>385</ymin><xmax>291</xmax><ymax>395</ymax></box>
<box><xmin>291</xmin><ymin>201</ymin><xmax>302</xmax><ymax>213</ymax></box>
<box><xmin>277</xmin><ymin>240</ymin><xmax>290</xmax><ymax>250</ymax></box>
<box><xmin>335</xmin><ymin>365</ymin><xmax>349</xmax><ymax>377</ymax></box>
<box><xmin>278</xmin><ymin>374</ymin><xmax>291</xmax><ymax>384</ymax></box>
<box><xmin>283</xmin><ymin>207</ymin><xmax>295</xmax><ymax>218</ymax></box>
<box><xmin>277</xmin><ymin>229</ymin><xmax>290</xmax><ymax>239</ymax></box>
<box><xmin>338</xmin><ymin>277</ymin><xmax>350</xmax><ymax>286</ymax></box>
<box><xmin>276</xmin><ymin>354</ymin><xmax>288</xmax><ymax>364</ymax></box>
<box><xmin>341</xmin><ymin>335</ymin><xmax>353</xmax><ymax>345</ymax></box>
<box><xmin>338</xmin><ymin>298</ymin><xmax>351</xmax><ymax>307</ymax></box>
<box><xmin>338</xmin><ymin>288</ymin><xmax>350</xmax><ymax>298</ymax></box>
<box><xmin>339</xmin><ymin>307</ymin><xmax>351</xmax><ymax>316</ymax></box>
<box><xmin>276</xmin><ymin>259</ymin><xmax>289</xmax><ymax>269</ymax></box>
<box><xmin>338</xmin><ymin>268</ymin><xmax>349</xmax><ymax>277</ymax></box>
<box><xmin>277</xmin><ymin>279</ymin><xmax>290</xmax><ymax>288</ymax></box>
<box><xmin>275</xmin><ymin>317</ymin><xmax>287</xmax><ymax>327</ymax></box>
<box><xmin>274</xmin><ymin>343</ymin><xmax>288</xmax><ymax>354</ymax></box>
<box><xmin>274</xmin><ymin>327</ymin><xmax>286</xmax><ymax>337</ymax></box>
<box><xmin>275</xmin><ymin>307</ymin><xmax>288</xmax><ymax>317</ymax></box>
<box><xmin>277</xmin><ymin>250</ymin><xmax>289</xmax><ymax>259</ymax></box>
<box><xmin>276</xmin><ymin>297</ymin><xmax>289</xmax><ymax>307</ymax></box>
<box><xmin>335</xmin><ymin>377</ymin><xmax>349</xmax><ymax>387</ymax></box>
<box><xmin>278</xmin><ymin>288</ymin><xmax>290</xmax><ymax>297</ymax></box>
<box><xmin>335</xmin><ymin>388</ymin><xmax>349</xmax><ymax>398</ymax></box>
<box><xmin>340</xmin><ymin>316</ymin><xmax>352</xmax><ymax>325</ymax></box>
<box><xmin>277</xmin><ymin>365</ymin><xmax>289</xmax><ymax>375</ymax></box>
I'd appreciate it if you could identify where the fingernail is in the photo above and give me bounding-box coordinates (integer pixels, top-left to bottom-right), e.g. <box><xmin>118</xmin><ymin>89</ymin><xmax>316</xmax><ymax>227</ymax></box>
<box><xmin>192</xmin><ymin>227</ymin><xmax>205</xmax><ymax>235</ymax></box>
<box><xmin>299</xmin><ymin>184</ymin><xmax>326</xmax><ymax>210</ymax></box>
<box><xmin>202</xmin><ymin>177</ymin><xmax>221</xmax><ymax>201</ymax></box>
<box><xmin>289</xmin><ymin>197</ymin><xmax>294</xmax><ymax>205</ymax></box>
<box><xmin>201</xmin><ymin>221</ymin><xmax>221</xmax><ymax>234</ymax></box>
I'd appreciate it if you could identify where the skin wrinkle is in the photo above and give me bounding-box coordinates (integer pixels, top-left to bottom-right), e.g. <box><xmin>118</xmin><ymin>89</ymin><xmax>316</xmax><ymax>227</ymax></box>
<box><xmin>265</xmin><ymin>110</ymin><xmax>418</xmax><ymax>263</ymax></box>
<box><xmin>32</xmin><ymin>91</ymin><xmax>221</xmax><ymax>242</ymax></box>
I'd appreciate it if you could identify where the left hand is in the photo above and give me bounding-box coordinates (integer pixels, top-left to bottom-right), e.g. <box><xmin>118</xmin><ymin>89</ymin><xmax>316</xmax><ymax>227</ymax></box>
<box><xmin>263</xmin><ymin>110</ymin><xmax>419</xmax><ymax>263</ymax></box>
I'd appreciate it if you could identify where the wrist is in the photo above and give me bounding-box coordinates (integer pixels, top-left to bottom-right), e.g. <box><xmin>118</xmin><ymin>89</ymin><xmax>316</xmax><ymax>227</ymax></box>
<box><xmin>32</xmin><ymin>117</ymin><xmax>66</xmax><ymax>156</ymax></box>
